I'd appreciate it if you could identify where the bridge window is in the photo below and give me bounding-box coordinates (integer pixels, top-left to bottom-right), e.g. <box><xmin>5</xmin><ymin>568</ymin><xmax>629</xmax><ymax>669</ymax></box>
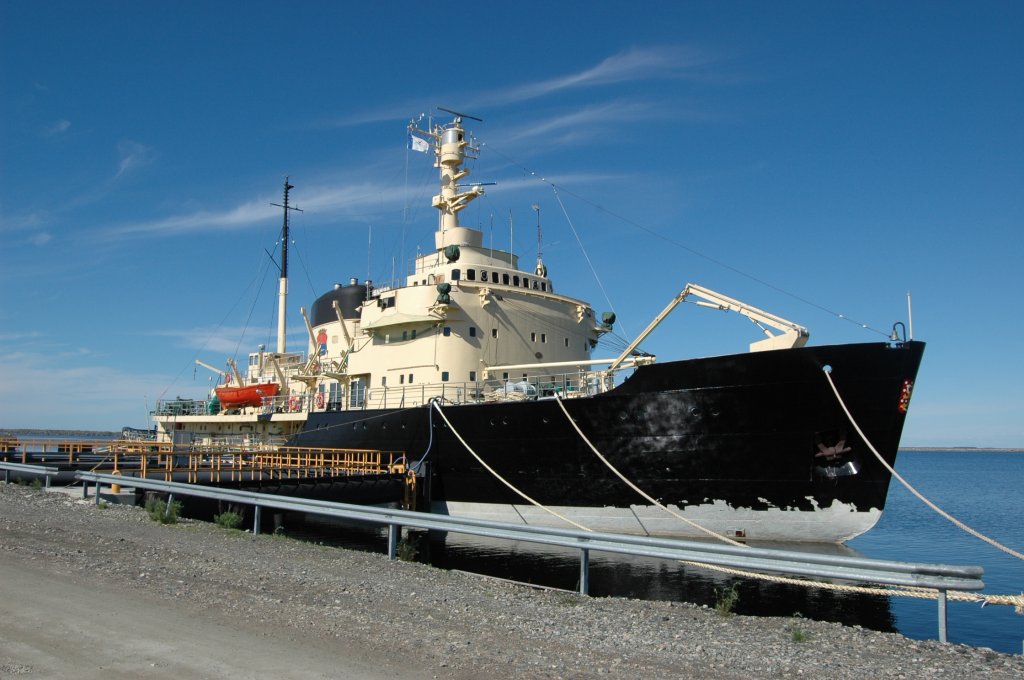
<box><xmin>469</xmin><ymin>327</ymin><xmax>477</xmax><ymax>337</ymax></box>
<box><xmin>513</xmin><ymin>275</ymin><xmax>520</xmax><ymax>286</ymax></box>
<box><xmin>480</xmin><ymin>271</ymin><xmax>488</xmax><ymax>282</ymax></box>
<box><xmin>466</xmin><ymin>269</ymin><xmax>476</xmax><ymax>281</ymax></box>
<box><xmin>350</xmin><ymin>380</ymin><xmax>365</xmax><ymax>408</ymax></box>
<box><xmin>443</xmin><ymin>326</ymin><xmax>451</xmax><ymax>337</ymax></box>
<box><xmin>491</xmin><ymin>328</ymin><xmax>498</xmax><ymax>338</ymax></box>
<box><xmin>451</xmin><ymin>268</ymin><xmax>461</xmax><ymax>281</ymax></box>
<box><xmin>531</xmin><ymin>332</ymin><xmax>536</xmax><ymax>342</ymax></box>
<box><xmin>469</xmin><ymin>370</ymin><xmax>476</xmax><ymax>381</ymax></box>
<box><xmin>441</xmin><ymin>371</ymin><xmax>449</xmax><ymax>382</ymax></box>
<box><xmin>502</xmin><ymin>273</ymin><xmax>510</xmax><ymax>285</ymax></box>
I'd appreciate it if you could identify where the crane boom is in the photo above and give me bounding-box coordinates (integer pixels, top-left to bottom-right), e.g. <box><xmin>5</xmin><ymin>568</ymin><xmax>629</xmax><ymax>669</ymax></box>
<box><xmin>607</xmin><ymin>283</ymin><xmax>809</xmax><ymax>372</ymax></box>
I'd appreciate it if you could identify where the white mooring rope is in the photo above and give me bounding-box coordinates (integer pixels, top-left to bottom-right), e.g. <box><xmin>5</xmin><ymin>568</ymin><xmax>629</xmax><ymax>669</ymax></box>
<box><xmin>552</xmin><ymin>394</ymin><xmax>746</xmax><ymax>548</ymax></box>
<box><xmin>431</xmin><ymin>401</ymin><xmax>591</xmax><ymax>531</ymax></box>
<box><xmin>823</xmin><ymin>366</ymin><xmax>1024</xmax><ymax>562</ymax></box>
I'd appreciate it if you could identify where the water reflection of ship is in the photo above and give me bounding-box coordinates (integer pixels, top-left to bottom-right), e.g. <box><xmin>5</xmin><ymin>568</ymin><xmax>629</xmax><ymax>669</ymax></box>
<box><xmin>284</xmin><ymin>515</ymin><xmax>896</xmax><ymax>633</ymax></box>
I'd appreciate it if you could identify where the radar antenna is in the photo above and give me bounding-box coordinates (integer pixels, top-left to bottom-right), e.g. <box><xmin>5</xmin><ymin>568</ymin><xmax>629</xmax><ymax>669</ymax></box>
<box><xmin>437</xmin><ymin>106</ymin><xmax>483</xmax><ymax>122</ymax></box>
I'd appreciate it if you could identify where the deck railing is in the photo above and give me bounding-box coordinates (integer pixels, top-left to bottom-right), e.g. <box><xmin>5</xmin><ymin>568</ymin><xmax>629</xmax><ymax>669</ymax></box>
<box><xmin>151</xmin><ymin>368</ymin><xmax>621</xmax><ymax>416</ymax></box>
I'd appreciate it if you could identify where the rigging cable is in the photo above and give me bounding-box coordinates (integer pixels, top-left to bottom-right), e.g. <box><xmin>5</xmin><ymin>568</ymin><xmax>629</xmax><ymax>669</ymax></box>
<box><xmin>155</xmin><ymin>242</ymin><xmax>276</xmax><ymax>404</ymax></box>
<box><xmin>484</xmin><ymin>143</ymin><xmax>889</xmax><ymax>338</ymax></box>
<box><xmin>551</xmin><ymin>185</ymin><xmax>630</xmax><ymax>340</ymax></box>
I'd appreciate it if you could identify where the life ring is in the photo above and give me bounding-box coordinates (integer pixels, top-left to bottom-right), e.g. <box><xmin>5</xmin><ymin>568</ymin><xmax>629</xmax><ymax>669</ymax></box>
<box><xmin>288</xmin><ymin>396</ymin><xmax>301</xmax><ymax>412</ymax></box>
<box><xmin>315</xmin><ymin>393</ymin><xmax>325</xmax><ymax>409</ymax></box>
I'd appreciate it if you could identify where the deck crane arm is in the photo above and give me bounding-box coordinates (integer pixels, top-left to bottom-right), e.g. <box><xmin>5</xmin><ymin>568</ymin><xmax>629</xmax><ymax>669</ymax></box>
<box><xmin>606</xmin><ymin>283</ymin><xmax>809</xmax><ymax>372</ymax></box>
<box><xmin>195</xmin><ymin>359</ymin><xmax>231</xmax><ymax>383</ymax></box>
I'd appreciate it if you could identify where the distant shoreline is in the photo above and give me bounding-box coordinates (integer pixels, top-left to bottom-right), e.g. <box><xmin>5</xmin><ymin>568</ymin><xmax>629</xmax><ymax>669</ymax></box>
<box><xmin>0</xmin><ymin>428</ymin><xmax>120</xmax><ymax>438</ymax></box>
<box><xmin>901</xmin><ymin>446</ymin><xmax>1024</xmax><ymax>453</ymax></box>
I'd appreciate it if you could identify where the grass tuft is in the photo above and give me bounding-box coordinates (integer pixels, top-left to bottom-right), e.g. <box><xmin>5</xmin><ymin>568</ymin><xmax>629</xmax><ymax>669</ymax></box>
<box><xmin>214</xmin><ymin>510</ymin><xmax>243</xmax><ymax>530</ymax></box>
<box><xmin>144</xmin><ymin>497</ymin><xmax>182</xmax><ymax>524</ymax></box>
<box><xmin>714</xmin><ymin>584</ymin><xmax>740</xmax><ymax>616</ymax></box>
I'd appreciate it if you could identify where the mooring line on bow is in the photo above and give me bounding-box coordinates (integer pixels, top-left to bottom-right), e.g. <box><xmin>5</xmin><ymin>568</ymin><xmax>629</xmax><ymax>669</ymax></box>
<box><xmin>552</xmin><ymin>394</ymin><xmax>746</xmax><ymax>548</ymax></box>
<box><xmin>431</xmin><ymin>400</ymin><xmax>591</xmax><ymax>532</ymax></box>
<box><xmin>824</xmin><ymin>366</ymin><xmax>1024</xmax><ymax>562</ymax></box>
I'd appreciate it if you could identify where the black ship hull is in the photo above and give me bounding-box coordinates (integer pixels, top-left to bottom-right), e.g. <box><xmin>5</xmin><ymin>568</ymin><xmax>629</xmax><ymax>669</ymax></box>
<box><xmin>289</xmin><ymin>341</ymin><xmax>924</xmax><ymax>542</ymax></box>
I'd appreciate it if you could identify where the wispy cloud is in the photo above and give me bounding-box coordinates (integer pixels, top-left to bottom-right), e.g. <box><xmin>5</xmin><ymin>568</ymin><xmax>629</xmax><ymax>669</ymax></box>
<box><xmin>43</xmin><ymin>119</ymin><xmax>71</xmax><ymax>137</ymax></box>
<box><xmin>323</xmin><ymin>45</ymin><xmax>718</xmax><ymax>130</ymax></box>
<box><xmin>100</xmin><ymin>204</ymin><xmax>270</xmax><ymax>238</ymax></box>
<box><xmin>480</xmin><ymin>45</ymin><xmax>716</xmax><ymax>106</ymax></box>
<box><xmin>114</xmin><ymin>140</ymin><xmax>156</xmax><ymax>179</ymax></box>
<box><xmin>0</xmin><ymin>350</ymin><xmax>168</xmax><ymax>430</ymax></box>
<box><xmin>148</xmin><ymin>325</ymin><xmax>310</xmax><ymax>357</ymax></box>
<box><xmin>98</xmin><ymin>179</ymin><xmax>403</xmax><ymax>240</ymax></box>
<box><xmin>28</xmin><ymin>231</ymin><xmax>52</xmax><ymax>246</ymax></box>
<box><xmin>492</xmin><ymin>100</ymin><xmax>665</xmax><ymax>149</ymax></box>
<box><xmin>0</xmin><ymin>330</ymin><xmax>44</xmax><ymax>343</ymax></box>
<box><xmin>0</xmin><ymin>211</ymin><xmax>55</xmax><ymax>247</ymax></box>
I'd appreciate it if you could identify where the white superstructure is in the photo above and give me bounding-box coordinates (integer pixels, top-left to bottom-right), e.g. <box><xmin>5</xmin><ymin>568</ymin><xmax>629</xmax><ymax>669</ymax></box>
<box><xmin>153</xmin><ymin>113</ymin><xmax>609</xmax><ymax>445</ymax></box>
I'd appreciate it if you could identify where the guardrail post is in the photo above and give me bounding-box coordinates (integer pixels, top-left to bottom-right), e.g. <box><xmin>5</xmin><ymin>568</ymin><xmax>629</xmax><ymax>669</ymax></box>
<box><xmin>82</xmin><ymin>481</ymin><xmax>89</xmax><ymax>499</ymax></box>
<box><xmin>938</xmin><ymin>589</ymin><xmax>948</xmax><ymax>643</ymax></box>
<box><xmin>579</xmin><ymin>547</ymin><xmax>590</xmax><ymax>595</ymax></box>
<box><xmin>44</xmin><ymin>474</ymin><xmax>51</xmax><ymax>489</ymax></box>
<box><xmin>95</xmin><ymin>482</ymin><xmax>102</xmax><ymax>505</ymax></box>
<box><xmin>164</xmin><ymin>493</ymin><xmax>174</xmax><ymax>517</ymax></box>
<box><xmin>253</xmin><ymin>505</ymin><xmax>262</xmax><ymax>535</ymax></box>
<box><xmin>387</xmin><ymin>524</ymin><xmax>399</xmax><ymax>560</ymax></box>
<box><xmin>3</xmin><ymin>469</ymin><xmax>8</xmax><ymax>484</ymax></box>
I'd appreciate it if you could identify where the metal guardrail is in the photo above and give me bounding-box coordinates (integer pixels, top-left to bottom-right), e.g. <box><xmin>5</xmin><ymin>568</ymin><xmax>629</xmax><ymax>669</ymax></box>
<box><xmin>1</xmin><ymin>461</ymin><xmax>60</xmax><ymax>487</ymax></box>
<box><xmin>74</xmin><ymin>471</ymin><xmax>982</xmax><ymax>642</ymax></box>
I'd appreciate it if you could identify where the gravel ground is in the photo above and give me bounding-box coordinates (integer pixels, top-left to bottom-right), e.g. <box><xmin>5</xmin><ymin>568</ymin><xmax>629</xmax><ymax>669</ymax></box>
<box><xmin>1</xmin><ymin>483</ymin><xmax>1022</xmax><ymax>679</ymax></box>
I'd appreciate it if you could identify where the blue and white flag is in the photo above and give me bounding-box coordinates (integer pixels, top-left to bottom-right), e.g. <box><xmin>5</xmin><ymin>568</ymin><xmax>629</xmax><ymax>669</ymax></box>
<box><xmin>407</xmin><ymin>134</ymin><xmax>430</xmax><ymax>153</ymax></box>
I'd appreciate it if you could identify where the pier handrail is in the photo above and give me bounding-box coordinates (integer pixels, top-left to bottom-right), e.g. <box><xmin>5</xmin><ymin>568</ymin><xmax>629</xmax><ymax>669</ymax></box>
<box><xmin>74</xmin><ymin>471</ymin><xmax>983</xmax><ymax>593</ymax></box>
<box><xmin>1</xmin><ymin>461</ymin><xmax>60</xmax><ymax>487</ymax></box>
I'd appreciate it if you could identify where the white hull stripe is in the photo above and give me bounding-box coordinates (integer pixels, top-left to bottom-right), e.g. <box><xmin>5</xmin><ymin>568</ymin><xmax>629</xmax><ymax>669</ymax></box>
<box><xmin>433</xmin><ymin>500</ymin><xmax>882</xmax><ymax>544</ymax></box>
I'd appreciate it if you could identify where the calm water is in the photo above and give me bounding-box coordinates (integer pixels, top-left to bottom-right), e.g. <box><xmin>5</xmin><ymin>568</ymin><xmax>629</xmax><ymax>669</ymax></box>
<box><xmin>292</xmin><ymin>451</ymin><xmax>1024</xmax><ymax>654</ymax></box>
<box><xmin>849</xmin><ymin>451</ymin><xmax>1024</xmax><ymax>653</ymax></box>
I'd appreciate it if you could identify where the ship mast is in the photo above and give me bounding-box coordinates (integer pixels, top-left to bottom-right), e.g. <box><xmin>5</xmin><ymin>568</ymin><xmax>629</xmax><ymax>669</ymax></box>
<box><xmin>271</xmin><ymin>178</ymin><xmax>302</xmax><ymax>353</ymax></box>
<box><xmin>408</xmin><ymin>109</ymin><xmax>486</xmax><ymax>249</ymax></box>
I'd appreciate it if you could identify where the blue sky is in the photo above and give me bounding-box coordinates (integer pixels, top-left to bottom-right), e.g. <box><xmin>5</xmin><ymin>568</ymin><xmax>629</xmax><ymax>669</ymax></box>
<box><xmin>1</xmin><ymin>1</ymin><xmax>1021</xmax><ymax>446</ymax></box>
